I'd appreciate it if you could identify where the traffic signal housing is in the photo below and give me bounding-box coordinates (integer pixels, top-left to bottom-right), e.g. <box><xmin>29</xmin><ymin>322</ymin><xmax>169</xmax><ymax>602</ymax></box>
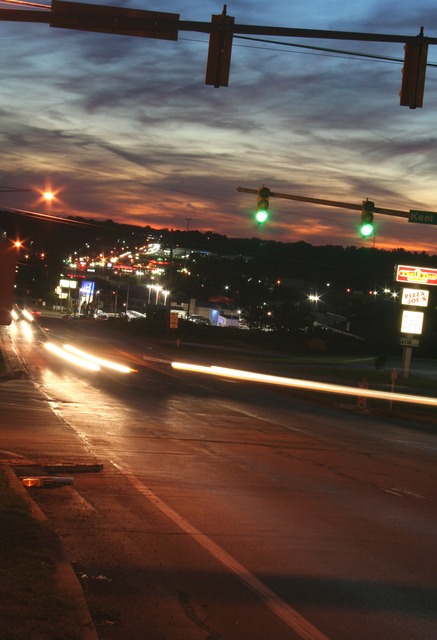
<box><xmin>256</xmin><ymin>186</ymin><xmax>270</xmax><ymax>224</ymax></box>
<box><xmin>360</xmin><ymin>199</ymin><xmax>374</xmax><ymax>238</ymax></box>
<box><xmin>400</xmin><ymin>34</ymin><xmax>428</xmax><ymax>109</ymax></box>
<box><xmin>205</xmin><ymin>9</ymin><xmax>234</xmax><ymax>88</ymax></box>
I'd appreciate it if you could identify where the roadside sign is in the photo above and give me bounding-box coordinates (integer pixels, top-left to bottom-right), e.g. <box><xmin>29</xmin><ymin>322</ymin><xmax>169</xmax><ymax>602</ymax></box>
<box><xmin>79</xmin><ymin>280</ymin><xmax>95</xmax><ymax>296</ymax></box>
<box><xmin>409</xmin><ymin>210</ymin><xmax>437</xmax><ymax>225</ymax></box>
<box><xmin>400</xmin><ymin>310</ymin><xmax>424</xmax><ymax>335</ymax></box>
<box><xmin>401</xmin><ymin>288</ymin><xmax>429</xmax><ymax>307</ymax></box>
<box><xmin>60</xmin><ymin>279</ymin><xmax>77</xmax><ymax>289</ymax></box>
<box><xmin>395</xmin><ymin>264</ymin><xmax>437</xmax><ymax>286</ymax></box>
<box><xmin>169</xmin><ymin>311</ymin><xmax>179</xmax><ymax>329</ymax></box>
<box><xmin>400</xmin><ymin>337</ymin><xmax>420</xmax><ymax>347</ymax></box>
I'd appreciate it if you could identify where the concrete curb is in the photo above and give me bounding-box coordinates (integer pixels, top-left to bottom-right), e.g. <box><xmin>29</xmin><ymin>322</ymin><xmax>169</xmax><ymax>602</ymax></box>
<box><xmin>3</xmin><ymin>465</ymin><xmax>99</xmax><ymax>640</ymax></box>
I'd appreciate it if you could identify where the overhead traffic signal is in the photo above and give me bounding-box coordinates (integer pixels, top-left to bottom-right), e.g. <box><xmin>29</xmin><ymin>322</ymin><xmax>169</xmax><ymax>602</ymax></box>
<box><xmin>400</xmin><ymin>33</ymin><xmax>428</xmax><ymax>109</ymax></box>
<box><xmin>360</xmin><ymin>199</ymin><xmax>374</xmax><ymax>238</ymax></box>
<box><xmin>205</xmin><ymin>7</ymin><xmax>234</xmax><ymax>88</ymax></box>
<box><xmin>256</xmin><ymin>186</ymin><xmax>270</xmax><ymax>224</ymax></box>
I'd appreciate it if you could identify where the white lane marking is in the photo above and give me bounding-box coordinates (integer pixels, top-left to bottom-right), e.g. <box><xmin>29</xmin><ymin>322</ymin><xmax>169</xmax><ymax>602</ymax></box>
<box><xmin>110</xmin><ymin>459</ymin><xmax>330</xmax><ymax>640</ymax></box>
<box><xmin>142</xmin><ymin>355</ymin><xmax>171</xmax><ymax>364</ymax></box>
<box><xmin>383</xmin><ymin>487</ymin><xmax>426</xmax><ymax>499</ymax></box>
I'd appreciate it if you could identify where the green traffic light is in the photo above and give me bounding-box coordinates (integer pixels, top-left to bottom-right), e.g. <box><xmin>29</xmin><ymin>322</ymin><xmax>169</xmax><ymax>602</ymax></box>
<box><xmin>360</xmin><ymin>199</ymin><xmax>374</xmax><ymax>238</ymax></box>
<box><xmin>360</xmin><ymin>222</ymin><xmax>374</xmax><ymax>237</ymax></box>
<box><xmin>255</xmin><ymin>210</ymin><xmax>269</xmax><ymax>224</ymax></box>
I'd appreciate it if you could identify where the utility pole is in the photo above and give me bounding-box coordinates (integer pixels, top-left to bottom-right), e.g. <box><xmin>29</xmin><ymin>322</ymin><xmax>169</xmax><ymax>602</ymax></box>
<box><xmin>0</xmin><ymin>234</ymin><xmax>20</xmax><ymax>325</ymax></box>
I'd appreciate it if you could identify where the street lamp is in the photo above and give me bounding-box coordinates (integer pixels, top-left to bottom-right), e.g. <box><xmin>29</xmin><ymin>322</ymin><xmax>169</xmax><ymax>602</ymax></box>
<box><xmin>146</xmin><ymin>284</ymin><xmax>163</xmax><ymax>305</ymax></box>
<box><xmin>308</xmin><ymin>293</ymin><xmax>321</xmax><ymax>303</ymax></box>
<box><xmin>155</xmin><ymin>285</ymin><xmax>162</xmax><ymax>305</ymax></box>
<box><xmin>162</xmin><ymin>289</ymin><xmax>170</xmax><ymax>306</ymax></box>
<box><xmin>0</xmin><ymin>185</ymin><xmax>60</xmax><ymax>210</ymax></box>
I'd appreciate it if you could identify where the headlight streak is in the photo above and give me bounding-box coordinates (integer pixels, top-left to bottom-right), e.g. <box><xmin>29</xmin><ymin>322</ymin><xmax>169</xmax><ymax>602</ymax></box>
<box><xmin>21</xmin><ymin>309</ymin><xmax>34</xmax><ymax>322</ymax></box>
<box><xmin>44</xmin><ymin>342</ymin><xmax>101</xmax><ymax>372</ymax></box>
<box><xmin>172</xmin><ymin>362</ymin><xmax>437</xmax><ymax>408</ymax></box>
<box><xmin>19</xmin><ymin>318</ymin><xmax>34</xmax><ymax>343</ymax></box>
<box><xmin>63</xmin><ymin>344</ymin><xmax>133</xmax><ymax>374</ymax></box>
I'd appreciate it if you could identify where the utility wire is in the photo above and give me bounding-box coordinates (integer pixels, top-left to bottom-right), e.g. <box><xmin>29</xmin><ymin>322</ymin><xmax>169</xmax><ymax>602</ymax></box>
<box><xmin>235</xmin><ymin>35</ymin><xmax>437</xmax><ymax>68</ymax></box>
<box><xmin>182</xmin><ymin>34</ymin><xmax>437</xmax><ymax>67</ymax></box>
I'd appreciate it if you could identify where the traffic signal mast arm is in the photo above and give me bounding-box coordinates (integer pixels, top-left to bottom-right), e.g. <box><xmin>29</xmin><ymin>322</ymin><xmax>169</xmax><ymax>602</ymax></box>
<box><xmin>2</xmin><ymin>4</ymin><xmax>437</xmax><ymax>46</ymax></box>
<box><xmin>236</xmin><ymin>186</ymin><xmax>409</xmax><ymax>219</ymax></box>
<box><xmin>1</xmin><ymin>3</ymin><xmax>435</xmax><ymax>101</ymax></box>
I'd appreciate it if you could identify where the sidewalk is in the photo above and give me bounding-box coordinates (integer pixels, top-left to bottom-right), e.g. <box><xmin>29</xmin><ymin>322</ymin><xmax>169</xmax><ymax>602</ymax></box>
<box><xmin>0</xmin><ymin>324</ymin><xmax>27</xmax><ymax>378</ymax></box>
<box><xmin>0</xmin><ymin>325</ymin><xmax>99</xmax><ymax>640</ymax></box>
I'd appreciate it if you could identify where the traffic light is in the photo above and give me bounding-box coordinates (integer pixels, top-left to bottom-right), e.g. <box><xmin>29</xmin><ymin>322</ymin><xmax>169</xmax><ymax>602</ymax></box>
<box><xmin>400</xmin><ymin>34</ymin><xmax>428</xmax><ymax>109</ymax></box>
<box><xmin>256</xmin><ymin>186</ymin><xmax>270</xmax><ymax>224</ymax></box>
<box><xmin>205</xmin><ymin>8</ymin><xmax>234</xmax><ymax>88</ymax></box>
<box><xmin>360</xmin><ymin>199</ymin><xmax>374</xmax><ymax>238</ymax></box>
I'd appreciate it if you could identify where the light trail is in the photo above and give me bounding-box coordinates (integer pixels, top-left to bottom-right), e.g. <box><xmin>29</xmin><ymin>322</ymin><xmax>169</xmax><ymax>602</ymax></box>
<box><xmin>21</xmin><ymin>309</ymin><xmax>34</xmax><ymax>322</ymax></box>
<box><xmin>63</xmin><ymin>344</ymin><xmax>134</xmax><ymax>373</ymax></box>
<box><xmin>44</xmin><ymin>342</ymin><xmax>101</xmax><ymax>371</ymax></box>
<box><xmin>0</xmin><ymin>0</ymin><xmax>50</xmax><ymax>8</ymax></box>
<box><xmin>172</xmin><ymin>362</ymin><xmax>437</xmax><ymax>408</ymax></box>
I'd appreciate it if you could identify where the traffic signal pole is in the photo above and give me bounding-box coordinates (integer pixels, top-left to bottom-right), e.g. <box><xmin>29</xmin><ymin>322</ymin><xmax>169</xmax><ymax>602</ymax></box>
<box><xmin>236</xmin><ymin>186</ymin><xmax>409</xmax><ymax>219</ymax></box>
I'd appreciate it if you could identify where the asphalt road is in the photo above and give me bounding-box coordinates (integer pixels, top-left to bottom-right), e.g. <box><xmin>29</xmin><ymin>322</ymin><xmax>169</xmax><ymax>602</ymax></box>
<box><xmin>2</xmin><ymin>315</ymin><xmax>437</xmax><ymax>640</ymax></box>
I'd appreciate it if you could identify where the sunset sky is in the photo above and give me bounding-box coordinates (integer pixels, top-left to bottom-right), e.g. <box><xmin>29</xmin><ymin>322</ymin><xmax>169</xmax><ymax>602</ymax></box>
<box><xmin>0</xmin><ymin>0</ymin><xmax>436</xmax><ymax>253</ymax></box>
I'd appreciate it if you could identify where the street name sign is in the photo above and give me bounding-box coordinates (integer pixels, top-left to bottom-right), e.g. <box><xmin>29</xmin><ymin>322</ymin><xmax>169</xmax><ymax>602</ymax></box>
<box><xmin>409</xmin><ymin>210</ymin><xmax>437</xmax><ymax>224</ymax></box>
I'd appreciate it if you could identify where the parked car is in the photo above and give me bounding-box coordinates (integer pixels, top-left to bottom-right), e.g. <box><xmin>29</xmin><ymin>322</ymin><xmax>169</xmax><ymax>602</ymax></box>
<box><xmin>187</xmin><ymin>314</ymin><xmax>210</xmax><ymax>325</ymax></box>
<box><xmin>124</xmin><ymin>310</ymin><xmax>147</xmax><ymax>321</ymax></box>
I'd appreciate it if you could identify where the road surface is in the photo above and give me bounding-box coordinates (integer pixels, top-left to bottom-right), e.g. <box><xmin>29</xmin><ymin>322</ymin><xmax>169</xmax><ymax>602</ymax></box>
<box><xmin>2</xmin><ymin>315</ymin><xmax>436</xmax><ymax>640</ymax></box>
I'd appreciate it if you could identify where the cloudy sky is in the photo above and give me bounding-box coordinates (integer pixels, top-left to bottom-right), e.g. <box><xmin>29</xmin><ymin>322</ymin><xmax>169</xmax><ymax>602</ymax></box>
<box><xmin>0</xmin><ymin>0</ymin><xmax>436</xmax><ymax>253</ymax></box>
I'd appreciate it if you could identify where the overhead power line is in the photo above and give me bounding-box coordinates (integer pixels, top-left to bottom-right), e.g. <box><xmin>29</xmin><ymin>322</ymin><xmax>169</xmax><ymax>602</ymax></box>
<box><xmin>234</xmin><ymin>35</ymin><xmax>437</xmax><ymax>68</ymax></box>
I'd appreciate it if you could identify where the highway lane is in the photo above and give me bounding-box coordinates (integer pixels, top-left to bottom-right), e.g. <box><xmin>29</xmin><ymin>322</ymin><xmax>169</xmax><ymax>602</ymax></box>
<box><xmin>5</xmin><ymin>315</ymin><xmax>437</xmax><ymax>640</ymax></box>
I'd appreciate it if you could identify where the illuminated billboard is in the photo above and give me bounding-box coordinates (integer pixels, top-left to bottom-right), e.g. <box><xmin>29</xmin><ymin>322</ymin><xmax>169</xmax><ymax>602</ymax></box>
<box><xmin>401</xmin><ymin>288</ymin><xmax>429</xmax><ymax>307</ymax></box>
<box><xmin>400</xmin><ymin>310</ymin><xmax>424</xmax><ymax>335</ymax></box>
<box><xmin>60</xmin><ymin>279</ymin><xmax>77</xmax><ymax>289</ymax></box>
<box><xmin>395</xmin><ymin>265</ymin><xmax>437</xmax><ymax>286</ymax></box>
